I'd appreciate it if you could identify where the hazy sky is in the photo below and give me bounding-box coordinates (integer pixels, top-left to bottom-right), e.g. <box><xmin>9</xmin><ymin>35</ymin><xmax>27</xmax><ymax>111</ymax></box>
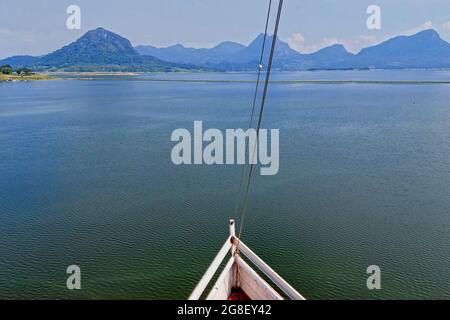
<box><xmin>1</xmin><ymin>0</ymin><xmax>450</xmax><ymax>59</ymax></box>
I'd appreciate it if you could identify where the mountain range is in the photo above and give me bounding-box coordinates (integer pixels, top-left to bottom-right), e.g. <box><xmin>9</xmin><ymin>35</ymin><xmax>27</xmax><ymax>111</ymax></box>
<box><xmin>2</xmin><ymin>27</ymin><xmax>450</xmax><ymax>72</ymax></box>
<box><xmin>1</xmin><ymin>28</ymin><xmax>190</xmax><ymax>72</ymax></box>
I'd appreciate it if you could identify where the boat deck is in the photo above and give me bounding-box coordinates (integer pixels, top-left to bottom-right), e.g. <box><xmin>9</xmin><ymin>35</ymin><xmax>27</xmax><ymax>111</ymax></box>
<box><xmin>189</xmin><ymin>220</ymin><xmax>306</xmax><ymax>301</ymax></box>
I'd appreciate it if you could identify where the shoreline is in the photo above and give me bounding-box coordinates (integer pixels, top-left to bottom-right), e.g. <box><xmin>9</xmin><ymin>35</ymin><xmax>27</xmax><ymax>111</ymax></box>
<box><xmin>2</xmin><ymin>71</ymin><xmax>450</xmax><ymax>85</ymax></box>
<box><xmin>0</xmin><ymin>74</ymin><xmax>55</xmax><ymax>81</ymax></box>
<box><xmin>133</xmin><ymin>78</ymin><xmax>450</xmax><ymax>85</ymax></box>
<box><xmin>50</xmin><ymin>71</ymin><xmax>138</xmax><ymax>76</ymax></box>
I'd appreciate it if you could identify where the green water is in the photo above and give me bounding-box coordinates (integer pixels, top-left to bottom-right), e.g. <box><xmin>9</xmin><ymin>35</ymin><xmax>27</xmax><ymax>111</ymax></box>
<box><xmin>0</xmin><ymin>71</ymin><xmax>449</xmax><ymax>299</ymax></box>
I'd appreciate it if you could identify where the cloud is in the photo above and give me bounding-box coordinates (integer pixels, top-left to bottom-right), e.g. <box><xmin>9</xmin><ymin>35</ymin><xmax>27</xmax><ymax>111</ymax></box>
<box><xmin>287</xmin><ymin>33</ymin><xmax>305</xmax><ymax>52</ymax></box>
<box><xmin>440</xmin><ymin>21</ymin><xmax>450</xmax><ymax>32</ymax></box>
<box><xmin>437</xmin><ymin>21</ymin><xmax>450</xmax><ymax>35</ymax></box>
<box><xmin>435</xmin><ymin>20</ymin><xmax>450</xmax><ymax>42</ymax></box>
<box><xmin>288</xmin><ymin>33</ymin><xmax>341</xmax><ymax>54</ymax></box>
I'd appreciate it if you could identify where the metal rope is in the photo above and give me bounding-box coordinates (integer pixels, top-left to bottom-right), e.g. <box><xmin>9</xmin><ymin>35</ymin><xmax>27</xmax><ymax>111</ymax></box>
<box><xmin>237</xmin><ymin>0</ymin><xmax>284</xmax><ymax>242</ymax></box>
<box><xmin>231</xmin><ymin>0</ymin><xmax>284</xmax><ymax>292</ymax></box>
<box><xmin>232</xmin><ymin>0</ymin><xmax>273</xmax><ymax>219</ymax></box>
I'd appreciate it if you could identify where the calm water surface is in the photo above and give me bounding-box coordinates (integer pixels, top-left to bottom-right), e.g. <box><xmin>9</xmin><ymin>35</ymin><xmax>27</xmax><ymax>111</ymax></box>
<box><xmin>0</xmin><ymin>71</ymin><xmax>449</xmax><ymax>299</ymax></box>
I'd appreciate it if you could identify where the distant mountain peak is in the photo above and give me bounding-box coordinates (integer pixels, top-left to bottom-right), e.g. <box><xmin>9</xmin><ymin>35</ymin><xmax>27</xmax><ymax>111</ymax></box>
<box><xmin>328</xmin><ymin>43</ymin><xmax>346</xmax><ymax>49</ymax></box>
<box><xmin>211</xmin><ymin>41</ymin><xmax>246</xmax><ymax>55</ymax></box>
<box><xmin>90</xmin><ymin>27</ymin><xmax>108</xmax><ymax>32</ymax></box>
<box><xmin>355</xmin><ymin>28</ymin><xmax>450</xmax><ymax>68</ymax></box>
<box><xmin>168</xmin><ymin>44</ymin><xmax>185</xmax><ymax>49</ymax></box>
<box><xmin>414</xmin><ymin>28</ymin><xmax>440</xmax><ymax>38</ymax></box>
<box><xmin>248</xmin><ymin>33</ymin><xmax>278</xmax><ymax>47</ymax></box>
<box><xmin>213</xmin><ymin>41</ymin><xmax>245</xmax><ymax>49</ymax></box>
<box><xmin>386</xmin><ymin>28</ymin><xmax>442</xmax><ymax>44</ymax></box>
<box><xmin>32</xmin><ymin>27</ymin><xmax>182</xmax><ymax>71</ymax></box>
<box><xmin>316</xmin><ymin>44</ymin><xmax>348</xmax><ymax>53</ymax></box>
<box><xmin>83</xmin><ymin>27</ymin><xmax>117</xmax><ymax>38</ymax></box>
<box><xmin>252</xmin><ymin>33</ymin><xmax>266</xmax><ymax>41</ymax></box>
<box><xmin>79</xmin><ymin>27</ymin><xmax>131</xmax><ymax>43</ymax></box>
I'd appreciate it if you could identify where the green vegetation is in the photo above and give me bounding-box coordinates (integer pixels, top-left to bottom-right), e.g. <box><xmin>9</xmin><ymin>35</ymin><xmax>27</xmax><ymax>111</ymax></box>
<box><xmin>0</xmin><ymin>72</ymin><xmax>52</xmax><ymax>82</ymax></box>
<box><xmin>0</xmin><ymin>65</ymin><xmax>55</xmax><ymax>81</ymax></box>
<box><xmin>0</xmin><ymin>64</ymin><xmax>13</xmax><ymax>75</ymax></box>
<box><xmin>0</xmin><ymin>74</ymin><xmax>48</xmax><ymax>81</ymax></box>
<box><xmin>16</xmin><ymin>68</ymin><xmax>34</xmax><ymax>76</ymax></box>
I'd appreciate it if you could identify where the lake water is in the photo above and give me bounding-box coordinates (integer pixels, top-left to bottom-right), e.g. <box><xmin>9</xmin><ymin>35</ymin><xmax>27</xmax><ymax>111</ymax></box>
<box><xmin>1</xmin><ymin>70</ymin><xmax>449</xmax><ymax>299</ymax></box>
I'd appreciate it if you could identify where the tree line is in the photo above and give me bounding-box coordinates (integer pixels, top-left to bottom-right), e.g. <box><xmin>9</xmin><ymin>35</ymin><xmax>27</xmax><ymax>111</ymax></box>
<box><xmin>0</xmin><ymin>65</ymin><xmax>34</xmax><ymax>76</ymax></box>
